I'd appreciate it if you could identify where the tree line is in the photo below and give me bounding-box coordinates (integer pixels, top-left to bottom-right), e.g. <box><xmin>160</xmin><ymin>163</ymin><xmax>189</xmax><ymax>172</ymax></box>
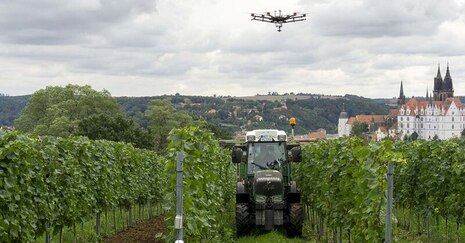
<box><xmin>12</xmin><ymin>85</ymin><xmax>225</xmax><ymax>152</ymax></box>
<box><xmin>1</xmin><ymin>85</ymin><xmax>390</xmax><ymax>138</ymax></box>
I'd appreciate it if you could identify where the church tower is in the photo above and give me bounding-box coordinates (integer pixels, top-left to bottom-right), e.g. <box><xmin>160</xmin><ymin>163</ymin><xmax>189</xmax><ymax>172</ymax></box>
<box><xmin>433</xmin><ymin>64</ymin><xmax>443</xmax><ymax>101</ymax></box>
<box><xmin>442</xmin><ymin>63</ymin><xmax>454</xmax><ymax>99</ymax></box>
<box><xmin>338</xmin><ymin>104</ymin><xmax>349</xmax><ymax>137</ymax></box>
<box><xmin>397</xmin><ymin>81</ymin><xmax>406</xmax><ymax>106</ymax></box>
<box><xmin>433</xmin><ymin>64</ymin><xmax>454</xmax><ymax>101</ymax></box>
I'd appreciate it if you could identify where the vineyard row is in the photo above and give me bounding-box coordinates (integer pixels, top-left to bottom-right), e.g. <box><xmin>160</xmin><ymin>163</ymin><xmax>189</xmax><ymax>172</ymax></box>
<box><xmin>296</xmin><ymin>137</ymin><xmax>465</xmax><ymax>242</ymax></box>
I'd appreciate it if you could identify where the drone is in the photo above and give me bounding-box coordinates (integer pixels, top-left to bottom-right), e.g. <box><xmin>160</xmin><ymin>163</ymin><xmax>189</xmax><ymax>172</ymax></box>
<box><xmin>251</xmin><ymin>10</ymin><xmax>307</xmax><ymax>32</ymax></box>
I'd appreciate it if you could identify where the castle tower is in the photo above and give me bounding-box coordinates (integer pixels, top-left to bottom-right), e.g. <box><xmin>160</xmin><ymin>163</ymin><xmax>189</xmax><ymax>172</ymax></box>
<box><xmin>397</xmin><ymin>81</ymin><xmax>406</xmax><ymax>106</ymax></box>
<box><xmin>433</xmin><ymin>64</ymin><xmax>443</xmax><ymax>101</ymax></box>
<box><xmin>338</xmin><ymin>103</ymin><xmax>349</xmax><ymax>137</ymax></box>
<box><xmin>442</xmin><ymin>63</ymin><xmax>454</xmax><ymax>99</ymax></box>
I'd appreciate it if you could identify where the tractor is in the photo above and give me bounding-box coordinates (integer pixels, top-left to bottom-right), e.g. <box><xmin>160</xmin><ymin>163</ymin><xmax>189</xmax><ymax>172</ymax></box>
<box><xmin>231</xmin><ymin>129</ymin><xmax>303</xmax><ymax>236</ymax></box>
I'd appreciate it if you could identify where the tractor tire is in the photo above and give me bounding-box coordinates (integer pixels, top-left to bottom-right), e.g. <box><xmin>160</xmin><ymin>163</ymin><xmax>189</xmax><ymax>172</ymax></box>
<box><xmin>286</xmin><ymin>203</ymin><xmax>303</xmax><ymax>237</ymax></box>
<box><xmin>236</xmin><ymin>203</ymin><xmax>253</xmax><ymax>236</ymax></box>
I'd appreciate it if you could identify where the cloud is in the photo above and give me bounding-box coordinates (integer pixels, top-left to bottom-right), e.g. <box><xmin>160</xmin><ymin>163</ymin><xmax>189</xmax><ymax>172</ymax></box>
<box><xmin>0</xmin><ymin>0</ymin><xmax>157</xmax><ymax>44</ymax></box>
<box><xmin>311</xmin><ymin>0</ymin><xmax>460</xmax><ymax>37</ymax></box>
<box><xmin>1</xmin><ymin>0</ymin><xmax>465</xmax><ymax>98</ymax></box>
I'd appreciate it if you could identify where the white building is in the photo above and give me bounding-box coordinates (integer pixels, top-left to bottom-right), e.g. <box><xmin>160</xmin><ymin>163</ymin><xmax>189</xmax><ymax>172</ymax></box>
<box><xmin>338</xmin><ymin>112</ymin><xmax>390</xmax><ymax>138</ymax></box>
<box><xmin>397</xmin><ymin>64</ymin><xmax>463</xmax><ymax>140</ymax></box>
<box><xmin>337</xmin><ymin>109</ymin><xmax>349</xmax><ymax>137</ymax></box>
<box><xmin>398</xmin><ymin>98</ymin><xmax>464</xmax><ymax>140</ymax></box>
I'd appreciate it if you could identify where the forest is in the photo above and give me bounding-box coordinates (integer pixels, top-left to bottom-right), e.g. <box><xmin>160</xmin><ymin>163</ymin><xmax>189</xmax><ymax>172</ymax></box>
<box><xmin>1</xmin><ymin>91</ymin><xmax>391</xmax><ymax>136</ymax></box>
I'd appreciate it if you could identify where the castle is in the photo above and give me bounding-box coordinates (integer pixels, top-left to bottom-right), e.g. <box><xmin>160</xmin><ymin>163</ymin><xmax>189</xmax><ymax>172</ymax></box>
<box><xmin>397</xmin><ymin>64</ymin><xmax>464</xmax><ymax>140</ymax></box>
<box><xmin>339</xmin><ymin>64</ymin><xmax>463</xmax><ymax>140</ymax></box>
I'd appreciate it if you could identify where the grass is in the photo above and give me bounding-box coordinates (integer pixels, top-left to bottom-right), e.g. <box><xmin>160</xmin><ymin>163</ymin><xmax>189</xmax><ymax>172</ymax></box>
<box><xmin>238</xmin><ymin>230</ymin><xmax>310</xmax><ymax>243</ymax></box>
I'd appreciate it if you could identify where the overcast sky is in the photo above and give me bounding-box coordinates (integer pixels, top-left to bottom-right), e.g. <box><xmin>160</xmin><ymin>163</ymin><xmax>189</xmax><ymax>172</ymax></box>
<box><xmin>1</xmin><ymin>0</ymin><xmax>465</xmax><ymax>98</ymax></box>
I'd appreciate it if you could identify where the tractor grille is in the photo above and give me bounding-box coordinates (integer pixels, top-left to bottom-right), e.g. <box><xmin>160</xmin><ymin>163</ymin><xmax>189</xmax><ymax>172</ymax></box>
<box><xmin>254</xmin><ymin>171</ymin><xmax>283</xmax><ymax>196</ymax></box>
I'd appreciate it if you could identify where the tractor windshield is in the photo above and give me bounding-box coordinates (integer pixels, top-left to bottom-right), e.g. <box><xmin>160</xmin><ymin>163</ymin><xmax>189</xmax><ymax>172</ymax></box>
<box><xmin>247</xmin><ymin>142</ymin><xmax>286</xmax><ymax>173</ymax></box>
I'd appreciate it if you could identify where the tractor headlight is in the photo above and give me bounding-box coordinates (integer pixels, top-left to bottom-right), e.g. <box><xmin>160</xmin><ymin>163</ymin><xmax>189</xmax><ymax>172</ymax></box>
<box><xmin>278</xmin><ymin>135</ymin><xmax>286</xmax><ymax>141</ymax></box>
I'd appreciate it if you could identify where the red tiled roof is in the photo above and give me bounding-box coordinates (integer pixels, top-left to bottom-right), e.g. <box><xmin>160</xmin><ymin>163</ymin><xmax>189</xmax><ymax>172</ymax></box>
<box><xmin>309</xmin><ymin>131</ymin><xmax>326</xmax><ymax>140</ymax></box>
<box><xmin>347</xmin><ymin>117</ymin><xmax>357</xmax><ymax>125</ymax></box>
<box><xmin>401</xmin><ymin>98</ymin><xmax>463</xmax><ymax>115</ymax></box>
<box><xmin>355</xmin><ymin>115</ymin><xmax>385</xmax><ymax>123</ymax></box>
<box><xmin>388</xmin><ymin>109</ymin><xmax>399</xmax><ymax>116</ymax></box>
<box><xmin>346</xmin><ymin>115</ymin><xmax>385</xmax><ymax>125</ymax></box>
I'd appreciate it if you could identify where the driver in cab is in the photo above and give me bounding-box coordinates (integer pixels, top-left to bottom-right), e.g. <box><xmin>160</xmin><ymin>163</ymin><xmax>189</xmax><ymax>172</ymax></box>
<box><xmin>255</xmin><ymin>145</ymin><xmax>279</xmax><ymax>170</ymax></box>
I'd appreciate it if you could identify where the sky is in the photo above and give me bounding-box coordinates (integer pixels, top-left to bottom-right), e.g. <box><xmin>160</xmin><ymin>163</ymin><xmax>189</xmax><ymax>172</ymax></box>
<box><xmin>1</xmin><ymin>0</ymin><xmax>465</xmax><ymax>98</ymax></box>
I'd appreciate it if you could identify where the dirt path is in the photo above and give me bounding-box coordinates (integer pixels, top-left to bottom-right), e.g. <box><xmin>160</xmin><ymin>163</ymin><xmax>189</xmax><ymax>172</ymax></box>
<box><xmin>105</xmin><ymin>216</ymin><xmax>166</xmax><ymax>243</ymax></box>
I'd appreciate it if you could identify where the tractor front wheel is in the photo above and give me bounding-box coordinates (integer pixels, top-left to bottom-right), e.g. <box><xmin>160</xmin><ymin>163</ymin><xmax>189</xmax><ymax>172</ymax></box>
<box><xmin>236</xmin><ymin>203</ymin><xmax>253</xmax><ymax>236</ymax></box>
<box><xmin>286</xmin><ymin>203</ymin><xmax>303</xmax><ymax>237</ymax></box>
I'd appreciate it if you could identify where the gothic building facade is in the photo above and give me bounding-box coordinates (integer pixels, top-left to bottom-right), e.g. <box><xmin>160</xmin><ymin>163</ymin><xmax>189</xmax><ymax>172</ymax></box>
<box><xmin>397</xmin><ymin>64</ymin><xmax>464</xmax><ymax>140</ymax></box>
<box><xmin>433</xmin><ymin>64</ymin><xmax>454</xmax><ymax>101</ymax></box>
<box><xmin>338</xmin><ymin>64</ymin><xmax>462</xmax><ymax>140</ymax></box>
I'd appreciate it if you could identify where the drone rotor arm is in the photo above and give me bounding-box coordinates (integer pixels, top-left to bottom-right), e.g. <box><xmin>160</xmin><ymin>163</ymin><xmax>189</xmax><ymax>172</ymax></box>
<box><xmin>282</xmin><ymin>15</ymin><xmax>306</xmax><ymax>23</ymax></box>
<box><xmin>251</xmin><ymin>16</ymin><xmax>274</xmax><ymax>23</ymax></box>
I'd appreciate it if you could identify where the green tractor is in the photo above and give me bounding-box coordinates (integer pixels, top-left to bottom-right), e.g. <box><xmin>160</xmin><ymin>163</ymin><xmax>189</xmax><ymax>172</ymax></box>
<box><xmin>231</xmin><ymin>129</ymin><xmax>303</xmax><ymax>236</ymax></box>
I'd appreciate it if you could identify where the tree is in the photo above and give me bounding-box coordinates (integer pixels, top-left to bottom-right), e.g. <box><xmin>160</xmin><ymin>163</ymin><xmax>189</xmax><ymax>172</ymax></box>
<box><xmin>146</xmin><ymin>99</ymin><xmax>194</xmax><ymax>151</ymax></box>
<box><xmin>461</xmin><ymin>128</ymin><xmax>465</xmax><ymax>137</ymax></box>
<box><xmin>77</xmin><ymin>113</ymin><xmax>153</xmax><ymax>149</ymax></box>
<box><xmin>350</xmin><ymin>121</ymin><xmax>368</xmax><ymax>137</ymax></box>
<box><xmin>15</xmin><ymin>85</ymin><xmax>121</xmax><ymax>137</ymax></box>
<box><xmin>411</xmin><ymin>131</ymin><xmax>419</xmax><ymax>141</ymax></box>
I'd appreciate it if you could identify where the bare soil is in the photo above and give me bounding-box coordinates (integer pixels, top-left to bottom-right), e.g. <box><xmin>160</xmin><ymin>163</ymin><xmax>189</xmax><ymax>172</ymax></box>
<box><xmin>105</xmin><ymin>216</ymin><xmax>166</xmax><ymax>243</ymax></box>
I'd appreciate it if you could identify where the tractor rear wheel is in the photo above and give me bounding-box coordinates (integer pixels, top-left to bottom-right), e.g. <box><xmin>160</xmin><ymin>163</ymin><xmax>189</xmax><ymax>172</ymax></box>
<box><xmin>286</xmin><ymin>203</ymin><xmax>303</xmax><ymax>237</ymax></box>
<box><xmin>236</xmin><ymin>203</ymin><xmax>252</xmax><ymax>236</ymax></box>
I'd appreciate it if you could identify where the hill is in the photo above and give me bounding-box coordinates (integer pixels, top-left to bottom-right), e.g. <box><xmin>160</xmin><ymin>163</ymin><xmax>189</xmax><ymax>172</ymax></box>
<box><xmin>1</xmin><ymin>94</ymin><xmax>390</xmax><ymax>135</ymax></box>
<box><xmin>0</xmin><ymin>95</ymin><xmax>29</xmax><ymax>126</ymax></box>
<box><xmin>117</xmin><ymin>94</ymin><xmax>390</xmax><ymax>135</ymax></box>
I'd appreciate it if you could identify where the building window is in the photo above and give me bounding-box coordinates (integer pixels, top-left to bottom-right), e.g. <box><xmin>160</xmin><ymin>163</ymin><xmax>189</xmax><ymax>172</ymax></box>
<box><xmin>452</xmin><ymin>117</ymin><xmax>454</xmax><ymax>122</ymax></box>
<box><xmin>407</xmin><ymin>124</ymin><xmax>409</xmax><ymax>128</ymax></box>
<box><xmin>407</xmin><ymin>117</ymin><xmax>410</xmax><ymax>121</ymax></box>
<box><xmin>400</xmin><ymin>117</ymin><xmax>403</xmax><ymax>121</ymax></box>
<box><xmin>400</xmin><ymin>124</ymin><xmax>403</xmax><ymax>128</ymax></box>
<box><xmin>421</xmin><ymin>124</ymin><xmax>423</xmax><ymax>128</ymax></box>
<box><xmin>452</xmin><ymin>125</ymin><xmax>454</xmax><ymax>129</ymax></box>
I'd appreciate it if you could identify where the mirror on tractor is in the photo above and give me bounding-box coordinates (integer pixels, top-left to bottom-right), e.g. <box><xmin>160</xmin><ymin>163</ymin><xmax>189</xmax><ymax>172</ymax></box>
<box><xmin>232</xmin><ymin>148</ymin><xmax>243</xmax><ymax>163</ymax></box>
<box><xmin>291</xmin><ymin>148</ymin><xmax>302</xmax><ymax>162</ymax></box>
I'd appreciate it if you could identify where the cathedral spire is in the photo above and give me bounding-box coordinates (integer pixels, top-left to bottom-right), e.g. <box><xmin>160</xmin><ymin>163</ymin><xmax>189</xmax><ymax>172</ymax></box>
<box><xmin>443</xmin><ymin>62</ymin><xmax>454</xmax><ymax>97</ymax></box>
<box><xmin>398</xmin><ymin>81</ymin><xmax>406</xmax><ymax>106</ymax></box>
<box><xmin>399</xmin><ymin>81</ymin><xmax>404</xmax><ymax>97</ymax></box>
<box><xmin>426</xmin><ymin>86</ymin><xmax>429</xmax><ymax>99</ymax></box>
<box><xmin>433</xmin><ymin>64</ymin><xmax>443</xmax><ymax>101</ymax></box>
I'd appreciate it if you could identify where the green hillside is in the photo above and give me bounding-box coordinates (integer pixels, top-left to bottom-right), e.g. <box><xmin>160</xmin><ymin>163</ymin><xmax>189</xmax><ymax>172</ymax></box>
<box><xmin>0</xmin><ymin>95</ymin><xmax>29</xmax><ymax>126</ymax></box>
<box><xmin>1</xmin><ymin>94</ymin><xmax>390</xmax><ymax>135</ymax></box>
<box><xmin>115</xmin><ymin>94</ymin><xmax>391</xmax><ymax>134</ymax></box>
